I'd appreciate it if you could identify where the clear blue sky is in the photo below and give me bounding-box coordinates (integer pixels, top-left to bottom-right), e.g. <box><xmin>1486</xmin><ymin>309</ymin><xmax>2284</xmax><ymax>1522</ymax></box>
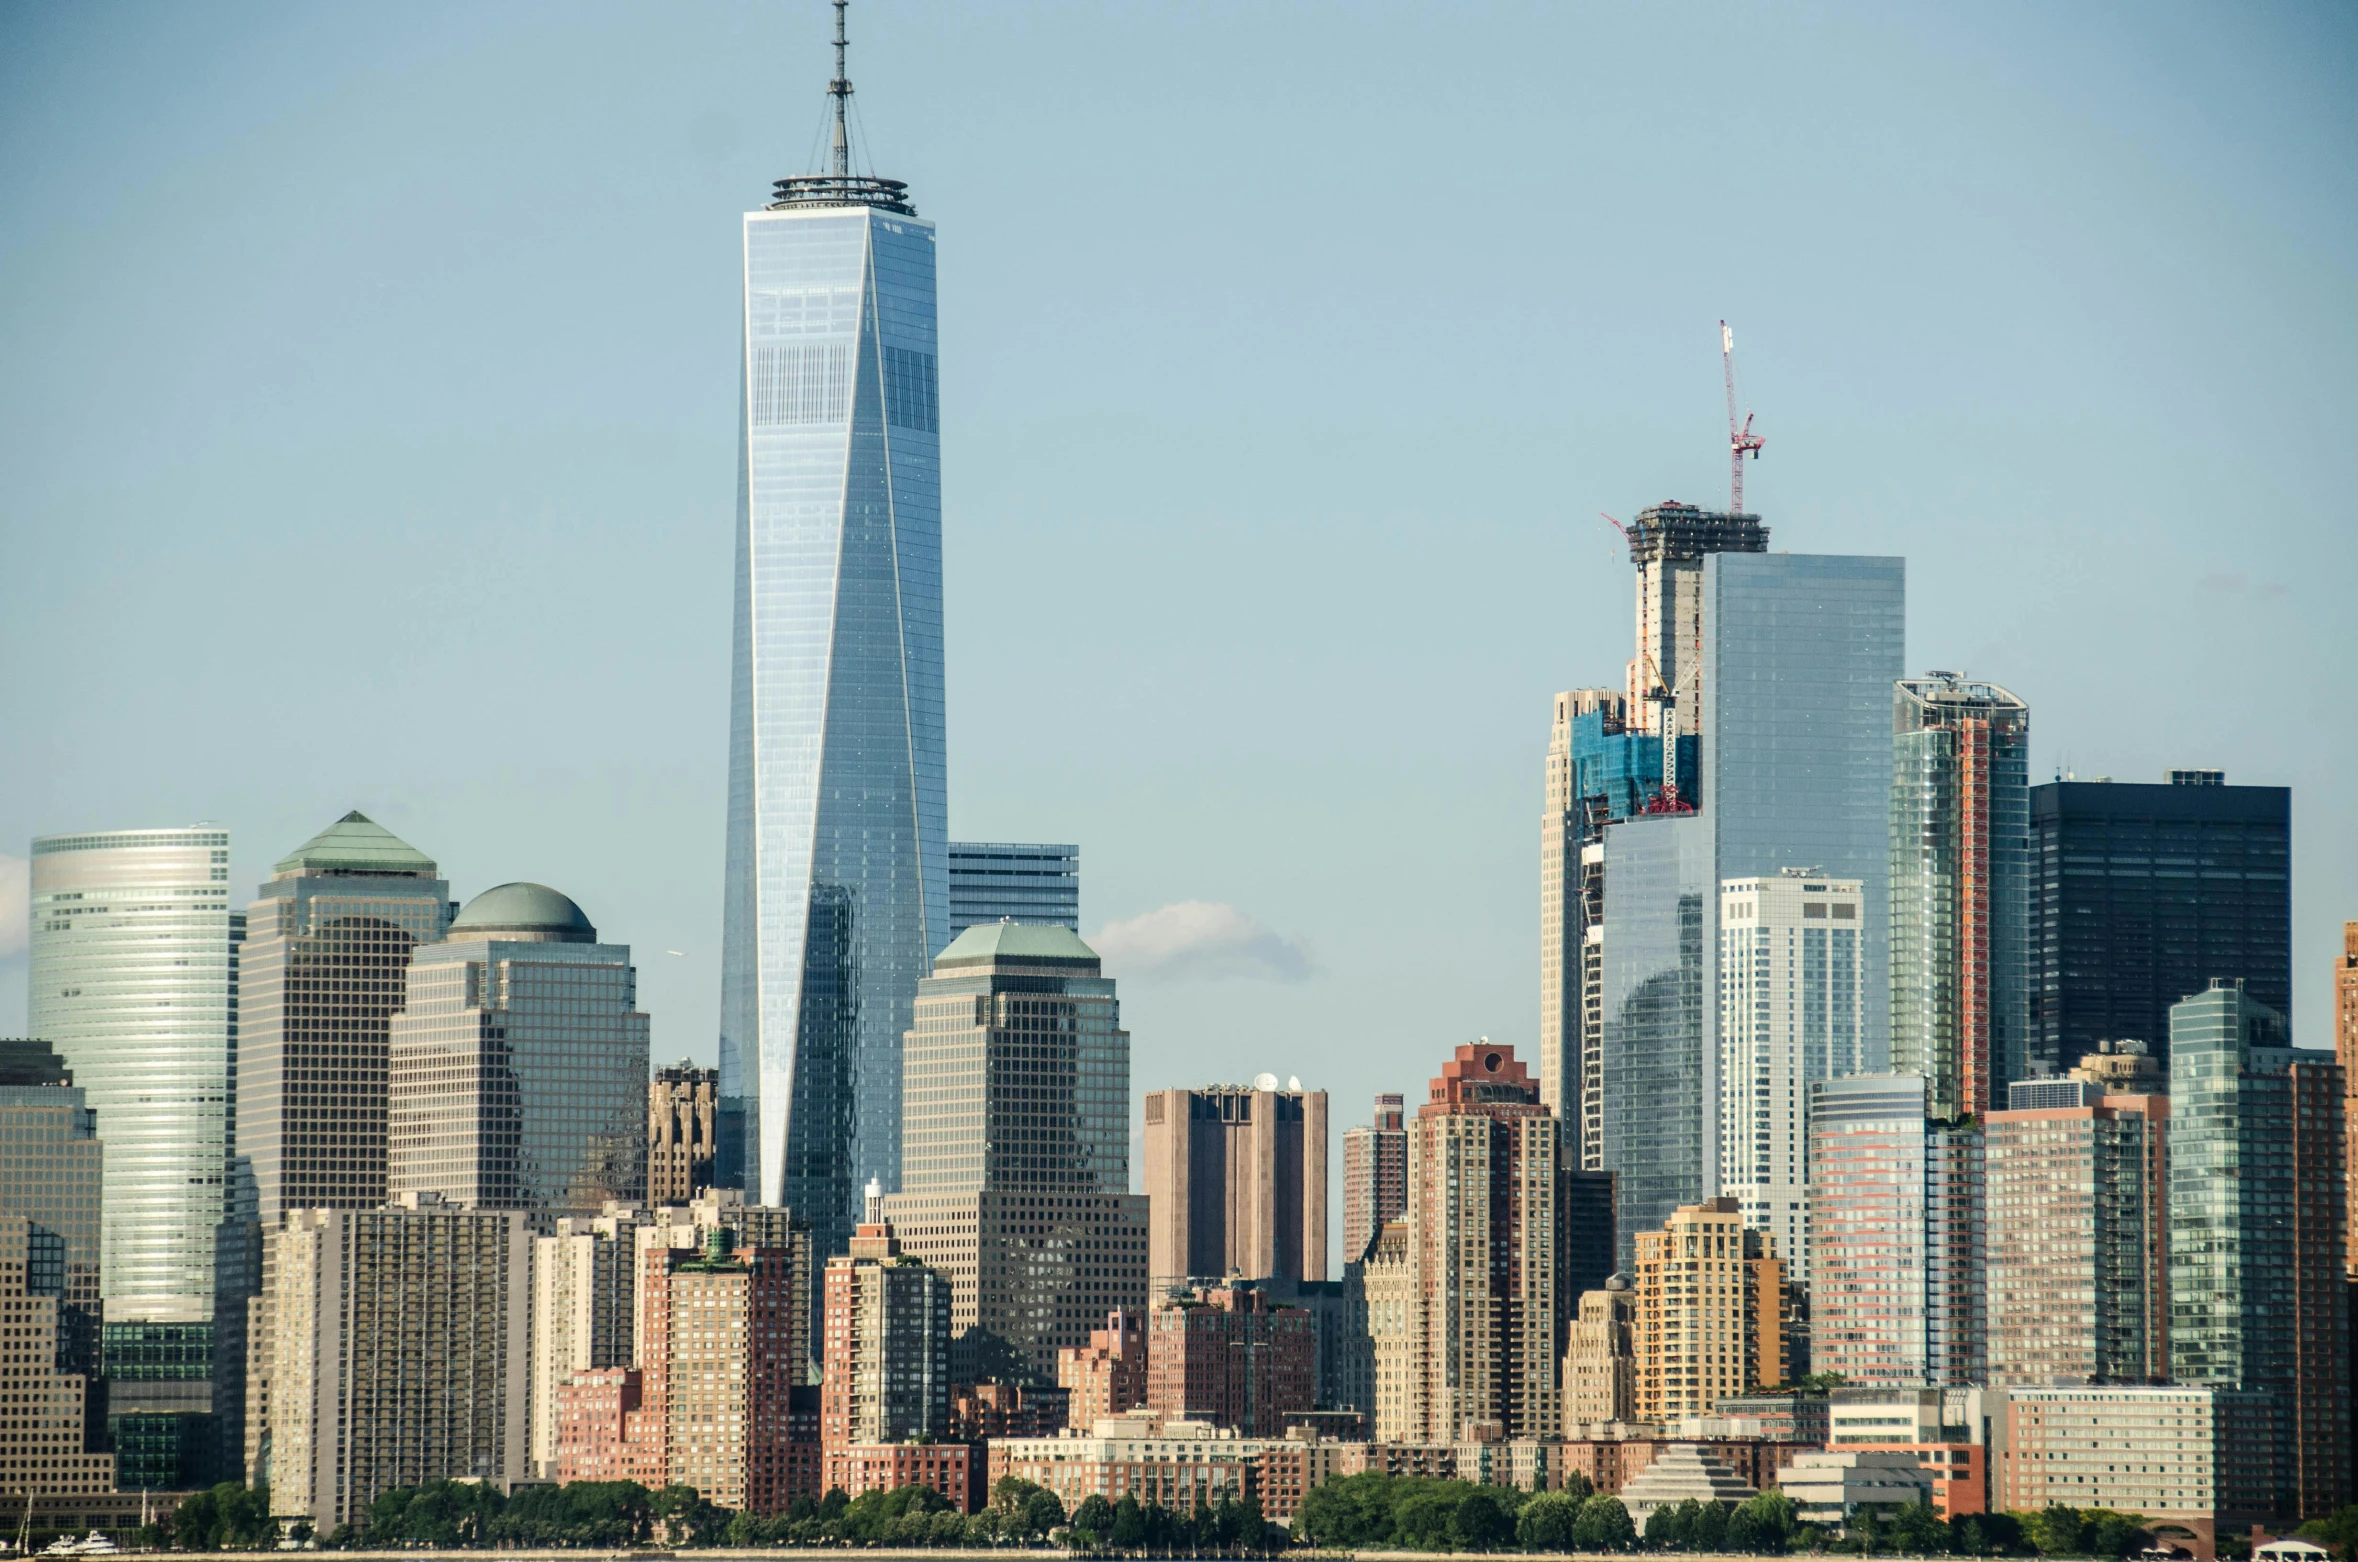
<box><xmin>5</xmin><ymin>4</ymin><xmax>2354</xmax><ymax>1160</ymax></box>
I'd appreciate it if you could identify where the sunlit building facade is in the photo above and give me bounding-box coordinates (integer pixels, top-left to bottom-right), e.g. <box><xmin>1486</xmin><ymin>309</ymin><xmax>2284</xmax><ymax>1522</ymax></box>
<box><xmin>718</xmin><ymin>172</ymin><xmax>950</xmax><ymax>1261</ymax></box>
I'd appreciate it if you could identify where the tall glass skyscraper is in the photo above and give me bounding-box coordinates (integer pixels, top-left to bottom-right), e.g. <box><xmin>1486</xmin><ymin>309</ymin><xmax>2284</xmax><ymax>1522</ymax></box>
<box><xmin>30</xmin><ymin>827</ymin><xmax>242</xmax><ymax>1480</ymax></box>
<box><xmin>1703</xmin><ymin>552</ymin><xmax>1906</xmax><ymax>1081</ymax></box>
<box><xmin>719</xmin><ymin>73</ymin><xmax>949</xmax><ymax>1258</ymax></box>
<box><xmin>1597</xmin><ymin>810</ymin><xmax>1708</xmax><ymax>1263</ymax></box>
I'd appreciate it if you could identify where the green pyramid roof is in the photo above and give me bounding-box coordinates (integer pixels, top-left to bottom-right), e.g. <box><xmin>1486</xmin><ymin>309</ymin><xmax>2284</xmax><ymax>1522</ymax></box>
<box><xmin>934</xmin><ymin>921</ymin><xmax>1100</xmax><ymax>970</ymax></box>
<box><xmin>274</xmin><ymin>810</ymin><xmax>438</xmax><ymax>877</ymax></box>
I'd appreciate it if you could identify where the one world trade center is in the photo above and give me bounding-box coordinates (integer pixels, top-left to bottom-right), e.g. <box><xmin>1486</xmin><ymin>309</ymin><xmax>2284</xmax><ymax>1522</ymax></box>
<box><xmin>720</xmin><ymin>5</ymin><xmax>949</xmax><ymax>1260</ymax></box>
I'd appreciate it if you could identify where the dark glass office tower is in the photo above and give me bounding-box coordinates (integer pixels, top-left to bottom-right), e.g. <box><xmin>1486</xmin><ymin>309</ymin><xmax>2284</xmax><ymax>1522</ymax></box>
<box><xmin>2032</xmin><ymin>771</ymin><xmax>2290</xmax><ymax>1074</ymax></box>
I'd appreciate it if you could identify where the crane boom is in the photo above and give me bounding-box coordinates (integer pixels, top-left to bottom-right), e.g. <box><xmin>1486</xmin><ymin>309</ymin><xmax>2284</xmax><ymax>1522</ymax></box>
<box><xmin>1722</xmin><ymin>319</ymin><xmax>1765</xmax><ymax>514</ymax></box>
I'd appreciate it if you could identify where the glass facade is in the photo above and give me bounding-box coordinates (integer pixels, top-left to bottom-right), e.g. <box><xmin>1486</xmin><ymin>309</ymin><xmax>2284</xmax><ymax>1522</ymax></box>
<box><xmin>388</xmin><ymin>890</ymin><xmax>649</xmax><ymax>1213</ymax></box>
<box><xmin>948</xmin><ymin>843</ymin><xmax>1080</xmax><ymax>935</ymax></box>
<box><xmin>1890</xmin><ymin>675</ymin><xmax>2030</xmax><ymax>1118</ymax></box>
<box><xmin>28</xmin><ymin>828</ymin><xmax>238</xmax><ymax>1322</ymax></box>
<box><xmin>1703</xmin><ymin>553</ymin><xmax>1906</xmax><ymax>1095</ymax></box>
<box><xmin>721</xmin><ymin>199</ymin><xmax>949</xmax><ymax>1259</ymax></box>
<box><xmin>2033</xmin><ymin>777</ymin><xmax>2290</xmax><ymax>1074</ymax></box>
<box><xmin>1598</xmin><ymin>811</ymin><xmax>1707</xmax><ymax>1265</ymax></box>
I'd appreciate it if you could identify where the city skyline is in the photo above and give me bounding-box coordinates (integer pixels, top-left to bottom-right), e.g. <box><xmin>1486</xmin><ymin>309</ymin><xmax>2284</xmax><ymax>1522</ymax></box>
<box><xmin>5</xmin><ymin>2</ymin><xmax>2357</xmax><ymax>1277</ymax></box>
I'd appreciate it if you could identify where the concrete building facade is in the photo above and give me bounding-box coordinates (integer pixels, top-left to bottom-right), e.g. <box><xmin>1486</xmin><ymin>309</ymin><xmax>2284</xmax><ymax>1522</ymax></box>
<box><xmin>1717</xmin><ymin>869</ymin><xmax>1865</xmax><ymax>1275</ymax></box>
<box><xmin>648</xmin><ymin>1063</ymin><xmax>719</xmax><ymax>1207</ymax></box>
<box><xmin>529</xmin><ymin>1207</ymin><xmax>646</xmax><ymax>1476</ymax></box>
<box><xmin>1995</xmin><ymin>1385</ymin><xmax>2279</xmax><ymax>1556</ymax></box>
<box><xmin>388</xmin><ymin>882</ymin><xmax>648</xmax><ymax>1214</ymax></box>
<box><xmin>1144</xmin><ymin>1081</ymin><xmax>1328</xmax><ymax>1290</ymax></box>
<box><xmin>1631</xmin><ymin>1197</ymin><xmax>1784</xmax><ymax>1422</ymax></box>
<box><xmin>1404</xmin><ymin>1042</ymin><xmax>1559</xmax><ymax>1442</ymax></box>
<box><xmin>256</xmin><ymin>1195</ymin><xmax>530</xmax><ymax>1531</ymax></box>
<box><xmin>880</xmin><ymin>925</ymin><xmax>1147</xmax><ymax>1385</ymax></box>
<box><xmin>1059</xmin><ymin>1309</ymin><xmax>1146</xmax><ymax>1429</ymax></box>
<box><xmin>1143</xmin><ymin>1287</ymin><xmax>1314</xmax><ymax>1438</ymax></box>
<box><xmin>1562</xmin><ymin>1278</ymin><xmax>1636</xmax><ymax>1426</ymax></box>
<box><xmin>821</xmin><ymin>1201</ymin><xmax>951</xmax><ymax>1449</ymax></box>
<box><xmin>0</xmin><ymin>1217</ymin><xmax>115</xmax><ymax>1499</ymax></box>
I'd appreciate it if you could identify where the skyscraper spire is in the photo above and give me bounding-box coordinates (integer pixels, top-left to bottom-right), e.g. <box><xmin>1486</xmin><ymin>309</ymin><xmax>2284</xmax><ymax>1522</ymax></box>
<box><xmin>829</xmin><ymin>0</ymin><xmax>852</xmax><ymax>178</ymax></box>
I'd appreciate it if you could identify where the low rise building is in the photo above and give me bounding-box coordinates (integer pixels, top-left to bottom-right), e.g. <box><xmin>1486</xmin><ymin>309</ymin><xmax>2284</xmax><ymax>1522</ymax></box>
<box><xmin>1777</xmin><ymin>1449</ymin><xmax>1933</xmax><ymax>1523</ymax></box>
<box><xmin>1618</xmin><ymin>1443</ymin><xmax>1756</xmax><ymax>1524</ymax></box>
<box><xmin>1827</xmin><ymin>1387</ymin><xmax>1988</xmax><ymax>1518</ymax></box>
<box><xmin>822</xmin><ymin>1442</ymin><xmax>975</xmax><ymax>1512</ymax></box>
<box><xmin>988</xmin><ymin>1414</ymin><xmax>1341</xmax><ymax>1523</ymax></box>
<box><xmin>1994</xmin><ymin>1385</ymin><xmax>2278</xmax><ymax>1558</ymax></box>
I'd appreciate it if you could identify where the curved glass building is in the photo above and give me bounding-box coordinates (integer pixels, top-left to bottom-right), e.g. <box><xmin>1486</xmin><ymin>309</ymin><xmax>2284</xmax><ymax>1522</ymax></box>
<box><xmin>719</xmin><ymin>162</ymin><xmax>950</xmax><ymax>1257</ymax></box>
<box><xmin>29</xmin><ymin>827</ymin><xmax>238</xmax><ymax>1321</ymax></box>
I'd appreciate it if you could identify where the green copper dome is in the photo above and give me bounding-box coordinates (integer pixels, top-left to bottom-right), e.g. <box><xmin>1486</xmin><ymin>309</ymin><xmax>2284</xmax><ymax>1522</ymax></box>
<box><xmin>449</xmin><ymin>882</ymin><xmax>598</xmax><ymax>943</ymax></box>
<box><xmin>273</xmin><ymin>810</ymin><xmax>438</xmax><ymax>877</ymax></box>
<box><xmin>933</xmin><ymin>921</ymin><xmax>1099</xmax><ymax>969</ymax></box>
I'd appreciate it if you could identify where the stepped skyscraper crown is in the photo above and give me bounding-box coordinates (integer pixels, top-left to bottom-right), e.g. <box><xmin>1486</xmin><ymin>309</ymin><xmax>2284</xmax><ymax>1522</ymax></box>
<box><xmin>720</xmin><ymin>0</ymin><xmax>949</xmax><ymax>1263</ymax></box>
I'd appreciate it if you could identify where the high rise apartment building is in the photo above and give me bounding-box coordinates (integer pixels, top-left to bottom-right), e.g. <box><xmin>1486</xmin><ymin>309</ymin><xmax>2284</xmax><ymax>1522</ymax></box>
<box><xmin>239</xmin><ymin>812</ymin><xmax>453</xmax><ymax>1222</ymax></box>
<box><xmin>1703</xmin><ymin>553</ymin><xmax>1907</xmax><ymax>1078</ymax></box>
<box><xmin>2168</xmin><ymin>980</ymin><xmax>2349</xmax><ymax>1518</ymax></box>
<box><xmin>1808</xmin><ymin>1074</ymin><xmax>1984</xmax><ymax>1387</ymax></box>
<box><xmin>2339</xmin><ymin>922</ymin><xmax>2358</xmax><ymax>1277</ymax></box>
<box><xmin>1562</xmin><ymin>1278</ymin><xmax>1636</xmax><ymax>1425</ymax></box>
<box><xmin>1986</xmin><ymin>1082</ymin><xmax>2167</xmax><ymax>1386</ymax></box>
<box><xmin>1402</xmin><ymin>1043</ymin><xmax>1559</xmax><ymax>1441</ymax></box>
<box><xmin>2032</xmin><ymin>773</ymin><xmax>2291</xmax><ymax>1074</ymax></box>
<box><xmin>634</xmin><ymin>1194</ymin><xmax>817</xmax><ymax>1389</ymax></box>
<box><xmin>1890</xmin><ymin>675</ymin><xmax>2030</xmax><ymax>1118</ymax></box>
<box><xmin>1142</xmin><ymin>1287</ymin><xmax>1314</xmax><ymax>1437</ymax></box>
<box><xmin>637</xmin><ymin>1233</ymin><xmax>802</xmax><ymax>1514</ymax></box>
<box><xmin>1363</xmin><ymin>1219</ymin><xmax>1417</xmax><ymax>1441</ymax></box>
<box><xmin>649</xmin><ymin>1063</ymin><xmax>720</xmax><ymax>1206</ymax></box>
<box><xmin>821</xmin><ymin>1200</ymin><xmax>952</xmax><ymax>1449</ymax></box>
<box><xmin>1631</xmin><ymin>1197</ymin><xmax>1784</xmax><ymax>1421</ymax></box>
<box><xmin>880</xmin><ymin>925</ymin><xmax>1147</xmax><ymax>1383</ymax></box>
<box><xmin>529</xmin><ymin>1208</ymin><xmax>646</xmax><ymax>1476</ymax></box>
<box><xmin>1144</xmin><ymin>1081</ymin><xmax>1327</xmax><ymax>1289</ymax></box>
<box><xmin>719</xmin><ymin>61</ymin><xmax>951</xmax><ymax>1246</ymax></box>
<box><xmin>1716</xmin><ymin>871</ymin><xmax>1865</xmax><ymax>1275</ymax></box>
<box><xmin>1341</xmin><ymin>1095</ymin><xmax>1406</xmax><ymax>1266</ymax></box>
<box><xmin>1060</xmin><ymin>1309</ymin><xmax>1146</xmax><ymax>1428</ymax></box>
<box><xmin>29</xmin><ymin>826</ymin><xmax>243</xmax><ymax>1474</ymax></box>
<box><xmin>388</xmin><ymin>883</ymin><xmax>649</xmax><ymax>1213</ymax></box>
<box><xmin>256</xmin><ymin>1194</ymin><xmax>531</xmax><ymax>1531</ymax></box>
<box><xmin>947</xmin><ymin>844</ymin><xmax>1079</xmax><ymax>935</ymax></box>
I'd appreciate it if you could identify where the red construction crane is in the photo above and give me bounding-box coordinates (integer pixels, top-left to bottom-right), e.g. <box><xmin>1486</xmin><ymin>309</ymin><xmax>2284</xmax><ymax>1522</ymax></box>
<box><xmin>1722</xmin><ymin>320</ymin><xmax>1765</xmax><ymax>514</ymax></box>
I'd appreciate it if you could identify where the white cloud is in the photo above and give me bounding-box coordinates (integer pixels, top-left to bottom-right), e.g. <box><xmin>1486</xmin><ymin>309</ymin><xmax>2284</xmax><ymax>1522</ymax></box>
<box><xmin>1089</xmin><ymin>900</ymin><xmax>1311</xmax><ymax>982</ymax></box>
<box><xmin>0</xmin><ymin>855</ymin><xmax>26</xmax><ymax>960</ymax></box>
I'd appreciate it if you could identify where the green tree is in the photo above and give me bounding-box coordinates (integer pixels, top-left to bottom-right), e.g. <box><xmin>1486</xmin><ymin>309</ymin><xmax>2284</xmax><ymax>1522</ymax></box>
<box><xmin>2301</xmin><ymin>1507</ymin><xmax>2358</xmax><ymax>1559</ymax></box>
<box><xmin>2086</xmin><ymin>1511</ymin><xmax>2153</xmax><ymax>1559</ymax></box>
<box><xmin>1573</xmin><ymin>1494</ymin><xmax>1637</xmax><ymax>1553</ymax></box>
<box><xmin>1452</xmin><ymin>1488</ymin><xmax>1513</xmax><ymax>1552</ymax></box>
<box><xmin>1561</xmin><ymin>1472</ymin><xmax>1597</xmax><ymax>1504</ymax></box>
<box><xmin>1891</xmin><ymin>1499</ymin><xmax>1945</xmax><ymax>1556</ymax></box>
<box><xmin>1071</xmin><ymin>1495</ymin><xmax>1117</xmax><ymax>1547</ymax></box>
<box><xmin>1395</xmin><ymin>1487</ymin><xmax>1463</xmax><ymax>1551</ymax></box>
<box><xmin>2031</xmin><ymin>1505</ymin><xmax>2090</xmax><ymax>1557</ymax></box>
<box><xmin>1026</xmin><ymin>1488</ymin><xmax>1070</xmax><ymax>1541</ymax></box>
<box><xmin>1726</xmin><ymin>1492</ymin><xmax>1796</xmax><ymax>1557</ymax></box>
<box><xmin>1692</xmin><ymin>1500</ymin><xmax>1730</xmax><ymax>1553</ymax></box>
<box><xmin>1646</xmin><ymin>1500</ymin><xmax>1694</xmax><ymax>1552</ymax></box>
<box><xmin>1111</xmin><ymin>1494</ymin><xmax>1148</xmax><ymax>1550</ymax></box>
<box><xmin>1518</xmin><ymin>1492</ymin><xmax>1582</xmax><ymax>1553</ymax></box>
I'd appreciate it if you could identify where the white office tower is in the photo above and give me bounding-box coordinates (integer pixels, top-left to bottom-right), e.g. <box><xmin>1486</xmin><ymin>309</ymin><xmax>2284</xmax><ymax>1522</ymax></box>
<box><xmin>1717</xmin><ymin>870</ymin><xmax>1865</xmax><ymax>1273</ymax></box>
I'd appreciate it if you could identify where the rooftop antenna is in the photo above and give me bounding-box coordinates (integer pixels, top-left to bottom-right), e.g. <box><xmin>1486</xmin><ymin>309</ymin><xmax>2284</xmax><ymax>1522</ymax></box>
<box><xmin>829</xmin><ymin>0</ymin><xmax>853</xmax><ymax>177</ymax></box>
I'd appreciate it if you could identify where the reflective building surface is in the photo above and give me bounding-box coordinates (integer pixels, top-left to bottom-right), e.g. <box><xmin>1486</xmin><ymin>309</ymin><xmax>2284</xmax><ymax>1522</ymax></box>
<box><xmin>948</xmin><ymin>842</ymin><xmax>1080</xmax><ymax>935</ymax></box>
<box><xmin>389</xmin><ymin>883</ymin><xmax>650</xmax><ymax>1213</ymax></box>
<box><xmin>1703</xmin><ymin>552</ymin><xmax>1907</xmax><ymax>1077</ymax></box>
<box><xmin>720</xmin><ymin>180</ymin><xmax>949</xmax><ymax>1253</ymax></box>
<box><xmin>1598</xmin><ymin>811</ymin><xmax>1707</xmax><ymax>1264</ymax></box>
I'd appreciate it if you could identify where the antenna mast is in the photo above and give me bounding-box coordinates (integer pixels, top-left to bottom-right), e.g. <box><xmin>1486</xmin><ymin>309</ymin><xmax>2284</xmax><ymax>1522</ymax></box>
<box><xmin>1722</xmin><ymin>320</ymin><xmax>1765</xmax><ymax>514</ymax></box>
<box><xmin>829</xmin><ymin>0</ymin><xmax>853</xmax><ymax>177</ymax></box>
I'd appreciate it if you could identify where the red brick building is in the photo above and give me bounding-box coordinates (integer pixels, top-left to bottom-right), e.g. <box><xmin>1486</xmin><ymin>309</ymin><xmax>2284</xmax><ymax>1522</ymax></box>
<box><xmin>822</xmin><ymin>1442</ymin><xmax>976</xmax><ymax>1513</ymax></box>
<box><xmin>1059</xmin><ymin>1309</ymin><xmax>1147</xmax><ymax>1429</ymax></box>
<box><xmin>1145</xmin><ymin>1288</ymin><xmax>1313</xmax><ymax>1437</ymax></box>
